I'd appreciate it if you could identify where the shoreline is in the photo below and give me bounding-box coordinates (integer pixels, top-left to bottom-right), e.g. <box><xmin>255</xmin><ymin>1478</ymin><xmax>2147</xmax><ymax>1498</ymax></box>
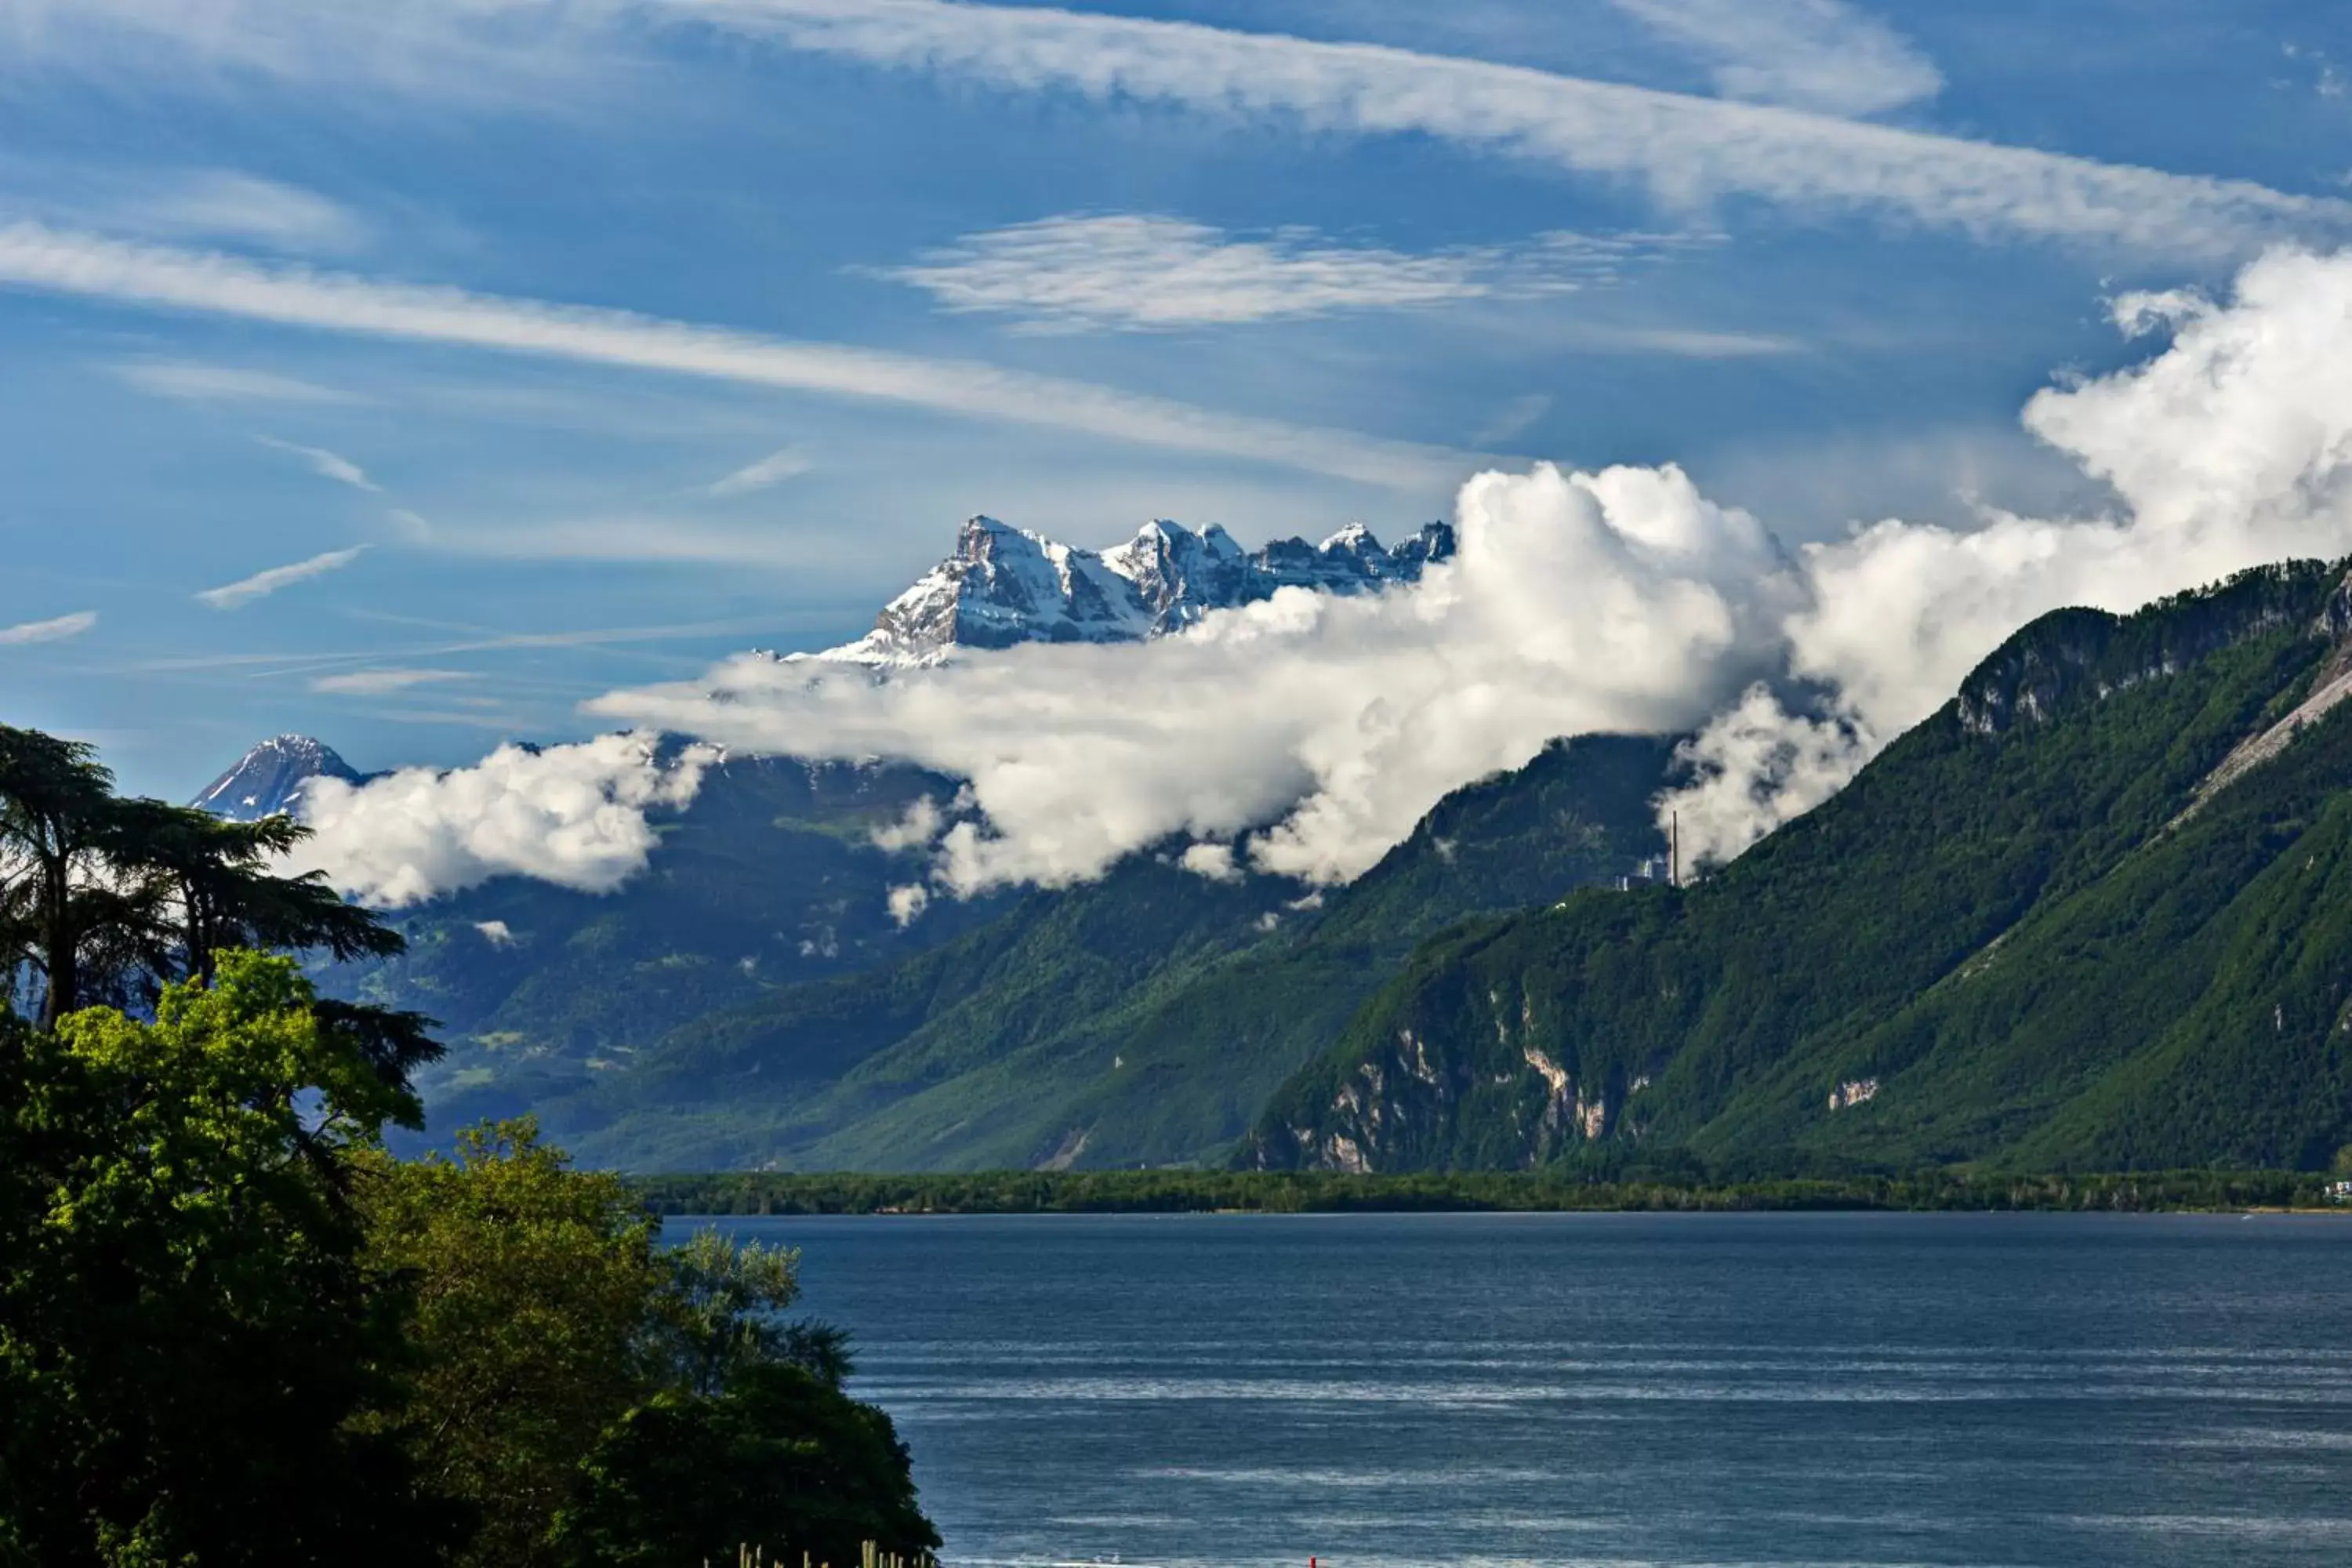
<box><xmin>630</xmin><ymin>1168</ymin><xmax>2352</xmax><ymax>1218</ymax></box>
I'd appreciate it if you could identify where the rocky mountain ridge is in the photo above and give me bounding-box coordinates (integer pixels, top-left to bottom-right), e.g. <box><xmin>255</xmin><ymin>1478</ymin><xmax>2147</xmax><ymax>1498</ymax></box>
<box><xmin>817</xmin><ymin>514</ymin><xmax>1454</xmax><ymax>665</ymax></box>
<box><xmin>191</xmin><ymin>735</ymin><xmax>363</xmax><ymax>822</ymax></box>
<box><xmin>1250</xmin><ymin>558</ymin><xmax>2352</xmax><ymax>1178</ymax></box>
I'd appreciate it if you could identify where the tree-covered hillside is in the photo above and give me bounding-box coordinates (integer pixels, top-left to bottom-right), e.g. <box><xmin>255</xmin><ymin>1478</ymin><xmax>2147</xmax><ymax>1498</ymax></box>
<box><xmin>1250</xmin><ymin>561</ymin><xmax>2352</xmax><ymax>1176</ymax></box>
<box><xmin>532</xmin><ymin>734</ymin><xmax>1675</xmax><ymax>1171</ymax></box>
<box><xmin>328</xmin><ymin>755</ymin><xmax>1011</xmax><ymax>1145</ymax></box>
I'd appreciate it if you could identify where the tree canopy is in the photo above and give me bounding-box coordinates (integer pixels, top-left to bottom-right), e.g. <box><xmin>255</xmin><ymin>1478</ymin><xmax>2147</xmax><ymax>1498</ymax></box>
<box><xmin>0</xmin><ymin>723</ymin><xmax>938</xmax><ymax>1566</ymax></box>
<box><xmin>0</xmin><ymin>722</ymin><xmax>406</xmax><ymax>1027</ymax></box>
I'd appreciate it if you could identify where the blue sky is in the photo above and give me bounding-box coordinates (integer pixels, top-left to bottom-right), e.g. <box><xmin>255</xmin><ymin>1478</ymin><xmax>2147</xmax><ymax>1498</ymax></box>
<box><xmin>4</xmin><ymin>0</ymin><xmax>2350</xmax><ymax>799</ymax></box>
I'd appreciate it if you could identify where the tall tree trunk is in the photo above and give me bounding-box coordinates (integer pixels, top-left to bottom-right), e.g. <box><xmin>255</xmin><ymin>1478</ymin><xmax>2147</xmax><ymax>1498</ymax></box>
<box><xmin>38</xmin><ymin>852</ymin><xmax>74</xmax><ymax>1027</ymax></box>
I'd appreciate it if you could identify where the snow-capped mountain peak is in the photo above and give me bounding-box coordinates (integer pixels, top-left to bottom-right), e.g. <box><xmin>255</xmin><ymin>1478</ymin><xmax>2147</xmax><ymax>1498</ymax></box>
<box><xmin>822</xmin><ymin>514</ymin><xmax>1454</xmax><ymax>665</ymax></box>
<box><xmin>192</xmin><ymin>735</ymin><xmax>362</xmax><ymax>821</ymax></box>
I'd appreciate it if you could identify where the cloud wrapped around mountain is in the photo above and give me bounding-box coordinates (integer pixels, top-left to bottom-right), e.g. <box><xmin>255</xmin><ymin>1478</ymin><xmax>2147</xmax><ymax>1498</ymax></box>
<box><xmin>289</xmin><ymin>732</ymin><xmax>717</xmax><ymax>906</ymax></box>
<box><xmin>600</xmin><ymin>463</ymin><xmax>1800</xmax><ymax>891</ymax></box>
<box><xmin>589</xmin><ymin>245</ymin><xmax>2352</xmax><ymax>897</ymax></box>
<box><xmin>1662</xmin><ymin>245</ymin><xmax>2352</xmax><ymax>866</ymax></box>
<box><xmin>287</xmin><ymin>245</ymin><xmax>2352</xmax><ymax>906</ymax></box>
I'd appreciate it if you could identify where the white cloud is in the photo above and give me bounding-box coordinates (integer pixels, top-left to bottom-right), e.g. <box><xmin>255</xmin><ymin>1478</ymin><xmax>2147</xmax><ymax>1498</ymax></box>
<box><xmin>595</xmin><ymin>462</ymin><xmax>1799</xmax><ymax>893</ymax></box>
<box><xmin>246</xmin><ymin>246</ymin><xmax>2352</xmax><ymax>910</ymax></box>
<box><xmin>695</xmin><ymin>0</ymin><xmax>2345</xmax><ymax>257</ymax></box>
<box><xmin>111</xmin><ymin>359</ymin><xmax>362</xmax><ymax>405</ymax></box>
<box><xmin>565</xmin><ymin>245</ymin><xmax>2352</xmax><ymax>898</ymax></box>
<box><xmin>1661</xmin><ymin>245</ymin><xmax>2352</xmax><ymax>865</ymax></box>
<box><xmin>1474</xmin><ymin>394</ymin><xmax>1552</xmax><ymax>448</ymax></box>
<box><xmin>869</xmin><ymin>794</ymin><xmax>943</xmax><ymax>852</ymax></box>
<box><xmin>0</xmin><ymin>610</ymin><xmax>97</xmax><ymax>646</ymax></box>
<box><xmin>428</xmin><ymin>516</ymin><xmax>823</xmax><ymax>567</ymax></box>
<box><xmin>878</xmin><ymin>215</ymin><xmax>1692</xmax><ymax>332</ymax></box>
<box><xmin>255</xmin><ymin>436</ymin><xmax>380</xmax><ymax>492</ymax></box>
<box><xmin>140</xmin><ymin>170</ymin><xmax>370</xmax><ymax>254</ymax></box>
<box><xmin>0</xmin><ymin>221</ymin><xmax>1460</xmax><ymax>490</ymax></box>
<box><xmin>197</xmin><ymin>546</ymin><xmax>368</xmax><ymax>609</ymax></box>
<box><xmin>6</xmin><ymin>165</ymin><xmax>371</xmax><ymax>261</ymax></box>
<box><xmin>1573</xmin><ymin>326</ymin><xmax>1806</xmax><ymax>358</ymax></box>
<box><xmin>309</xmin><ymin>667</ymin><xmax>471</xmax><ymax>695</ymax></box>
<box><xmin>1610</xmin><ymin>0</ymin><xmax>1942</xmax><ymax>118</ymax></box>
<box><xmin>287</xmin><ymin>731</ymin><xmax>719</xmax><ymax>906</ymax></box>
<box><xmin>1658</xmin><ymin>685</ymin><xmax>1874</xmax><ymax>870</ymax></box>
<box><xmin>474</xmin><ymin>918</ymin><xmax>517</xmax><ymax>945</ymax></box>
<box><xmin>0</xmin><ymin>0</ymin><xmax>607</xmax><ymax>106</ymax></box>
<box><xmin>708</xmin><ymin>445</ymin><xmax>815</xmax><ymax>496</ymax></box>
<box><xmin>0</xmin><ymin>1</ymin><xmax>2336</xmax><ymax>256</ymax></box>
<box><xmin>1179</xmin><ymin>840</ymin><xmax>1243</xmax><ymax>881</ymax></box>
<box><xmin>886</xmin><ymin>883</ymin><xmax>930</xmax><ymax>927</ymax></box>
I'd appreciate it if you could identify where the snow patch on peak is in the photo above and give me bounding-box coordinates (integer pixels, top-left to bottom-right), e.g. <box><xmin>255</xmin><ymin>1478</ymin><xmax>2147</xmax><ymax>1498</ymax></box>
<box><xmin>194</xmin><ymin>735</ymin><xmax>363</xmax><ymax>822</ymax></box>
<box><xmin>819</xmin><ymin>514</ymin><xmax>1456</xmax><ymax>666</ymax></box>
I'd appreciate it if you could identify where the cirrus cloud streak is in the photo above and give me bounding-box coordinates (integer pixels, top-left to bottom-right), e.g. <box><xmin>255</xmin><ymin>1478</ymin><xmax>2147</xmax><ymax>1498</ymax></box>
<box><xmin>0</xmin><ymin>220</ymin><xmax>1464</xmax><ymax>490</ymax></box>
<box><xmin>0</xmin><ymin>611</ymin><xmax>98</xmax><ymax>646</ymax></box>
<box><xmin>197</xmin><ymin>546</ymin><xmax>369</xmax><ymax>609</ymax></box>
<box><xmin>880</xmin><ymin>213</ymin><xmax>1709</xmax><ymax>332</ymax></box>
<box><xmin>692</xmin><ymin>0</ymin><xmax>2348</xmax><ymax>257</ymax></box>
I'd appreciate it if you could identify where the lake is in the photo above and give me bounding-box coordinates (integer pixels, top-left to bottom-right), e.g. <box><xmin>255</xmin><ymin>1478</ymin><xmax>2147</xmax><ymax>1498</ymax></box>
<box><xmin>683</xmin><ymin>1211</ymin><xmax>2352</xmax><ymax>1567</ymax></box>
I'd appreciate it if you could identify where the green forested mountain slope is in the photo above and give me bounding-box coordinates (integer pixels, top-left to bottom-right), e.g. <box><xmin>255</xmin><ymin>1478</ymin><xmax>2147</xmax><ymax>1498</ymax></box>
<box><xmin>1250</xmin><ymin>561</ymin><xmax>2352</xmax><ymax>1176</ymax></box>
<box><xmin>340</xmin><ymin>756</ymin><xmax>1009</xmax><ymax>1144</ymax></box>
<box><xmin>540</xmin><ymin>733</ymin><xmax>1675</xmax><ymax>1170</ymax></box>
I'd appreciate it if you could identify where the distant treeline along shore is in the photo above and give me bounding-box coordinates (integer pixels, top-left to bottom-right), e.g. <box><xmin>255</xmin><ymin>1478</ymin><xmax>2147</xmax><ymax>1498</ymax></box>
<box><xmin>633</xmin><ymin>1168</ymin><xmax>2350</xmax><ymax>1217</ymax></box>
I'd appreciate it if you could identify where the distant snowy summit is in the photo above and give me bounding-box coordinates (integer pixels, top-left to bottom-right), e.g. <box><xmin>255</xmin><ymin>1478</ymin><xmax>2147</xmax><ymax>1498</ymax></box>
<box><xmin>197</xmin><ymin>517</ymin><xmax>1453</xmax><ymax>815</ymax></box>
<box><xmin>191</xmin><ymin>735</ymin><xmax>361</xmax><ymax>821</ymax></box>
<box><xmin>819</xmin><ymin>514</ymin><xmax>1455</xmax><ymax>666</ymax></box>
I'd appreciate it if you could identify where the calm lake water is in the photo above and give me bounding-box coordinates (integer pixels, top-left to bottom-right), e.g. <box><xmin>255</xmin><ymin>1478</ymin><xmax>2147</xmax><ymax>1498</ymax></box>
<box><xmin>683</xmin><ymin>1212</ymin><xmax>2352</xmax><ymax>1567</ymax></box>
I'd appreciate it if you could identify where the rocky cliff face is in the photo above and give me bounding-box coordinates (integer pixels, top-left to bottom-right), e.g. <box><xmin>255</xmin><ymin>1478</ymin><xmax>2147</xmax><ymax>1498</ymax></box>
<box><xmin>1955</xmin><ymin>562</ymin><xmax>2322</xmax><ymax>736</ymax></box>
<box><xmin>821</xmin><ymin>514</ymin><xmax>1454</xmax><ymax>665</ymax></box>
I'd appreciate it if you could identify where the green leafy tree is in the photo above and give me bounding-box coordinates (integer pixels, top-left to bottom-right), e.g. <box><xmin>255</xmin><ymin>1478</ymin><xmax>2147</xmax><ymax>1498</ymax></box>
<box><xmin>651</xmin><ymin>1228</ymin><xmax>853</xmax><ymax>1395</ymax></box>
<box><xmin>0</xmin><ymin>722</ymin><xmax>416</xmax><ymax>1032</ymax></box>
<box><xmin>0</xmin><ymin>953</ymin><xmax>457</xmax><ymax>1566</ymax></box>
<box><xmin>0</xmin><ymin>725</ymin><xmax>143</xmax><ymax>1025</ymax></box>
<box><xmin>553</xmin><ymin>1363</ymin><xmax>940</xmax><ymax>1568</ymax></box>
<box><xmin>361</xmin><ymin>1131</ymin><xmax>936</xmax><ymax>1567</ymax></box>
<box><xmin>554</xmin><ymin>1230</ymin><xmax>934</xmax><ymax>1567</ymax></box>
<box><xmin>355</xmin><ymin>1120</ymin><xmax>663</xmax><ymax>1568</ymax></box>
<box><xmin>100</xmin><ymin>798</ymin><xmax>405</xmax><ymax>989</ymax></box>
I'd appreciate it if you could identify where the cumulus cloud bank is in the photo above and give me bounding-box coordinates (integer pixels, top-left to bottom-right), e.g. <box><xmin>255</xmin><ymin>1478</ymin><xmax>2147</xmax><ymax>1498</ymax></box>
<box><xmin>288</xmin><ymin>732</ymin><xmax>717</xmax><ymax>906</ymax></box>
<box><xmin>590</xmin><ymin>245</ymin><xmax>2352</xmax><ymax>898</ymax></box>
<box><xmin>1664</xmin><ymin>246</ymin><xmax>2352</xmax><ymax>866</ymax></box>
<box><xmin>290</xmin><ymin>246</ymin><xmax>2352</xmax><ymax>907</ymax></box>
<box><xmin>601</xmin><ymin>462</ymin><xmax>1798</xmax><ymax>892</ymax></box>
